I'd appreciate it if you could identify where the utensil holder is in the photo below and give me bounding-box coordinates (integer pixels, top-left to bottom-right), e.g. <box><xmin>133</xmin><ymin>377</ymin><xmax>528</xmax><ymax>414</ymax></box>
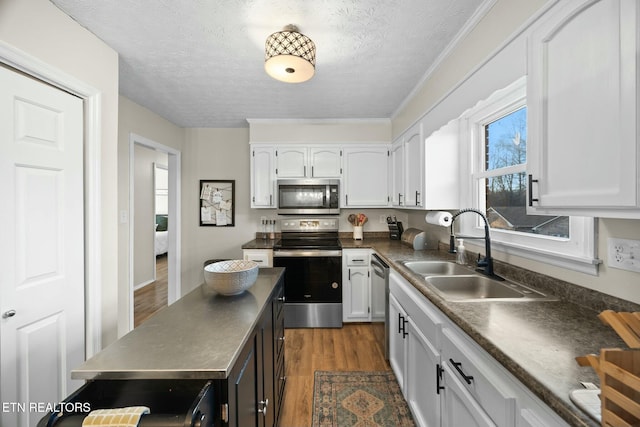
<box><xmin>353</xmin><ymin>226</ymin><xmax>363</xmax><ymax>240</ymax></box>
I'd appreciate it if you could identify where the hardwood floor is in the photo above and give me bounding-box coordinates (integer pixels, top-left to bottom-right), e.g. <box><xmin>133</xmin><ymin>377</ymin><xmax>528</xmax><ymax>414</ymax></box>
<box><xmin>133</xmin><ymin>269</ymin><xmax>389</xmax><ymax>426</ymax></box>
<box><xmin>279</xmin><ymin>323</ymin><xmax>390</xmax><ymax>427</ymax></box>
<box><xmin>134</xmin><ymin>254</ymin><xmax>168</xmax><ymax>327</ymax></box>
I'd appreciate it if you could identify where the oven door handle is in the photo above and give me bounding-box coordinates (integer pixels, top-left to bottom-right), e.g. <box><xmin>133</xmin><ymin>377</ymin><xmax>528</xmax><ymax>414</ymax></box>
<box><xmin>274</xmin><ymin>250</ymin><xmax>342</xmax><ymax>257</ymax></box>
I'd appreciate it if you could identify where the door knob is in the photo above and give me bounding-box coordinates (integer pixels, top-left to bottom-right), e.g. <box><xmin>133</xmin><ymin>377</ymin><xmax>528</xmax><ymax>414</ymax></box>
<box><xmin>3</xmin><ymin>310</ymin><xmax>16</xmax><ymax>318</ymax></box>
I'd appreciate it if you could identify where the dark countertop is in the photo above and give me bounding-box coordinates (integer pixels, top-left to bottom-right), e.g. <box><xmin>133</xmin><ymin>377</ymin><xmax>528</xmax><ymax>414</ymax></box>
<box><xmin>72</xmin><ymin>268</ymin><xmax>285</xmax><ymax>381</ymax></box>
<box><xmin>346</xmin><ymin>238</ymin><xmax>624</xmax><ymax>427</ymax></box>
<box><xmin>241</xmin><ymin>237</ymin><xmax>632</xmax><ymax>427</ymax></box>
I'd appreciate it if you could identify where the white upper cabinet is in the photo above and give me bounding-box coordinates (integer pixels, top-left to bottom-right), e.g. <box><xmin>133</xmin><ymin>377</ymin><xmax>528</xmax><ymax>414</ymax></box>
<box><xmin>251</xmin><ymin>146</ymin><xmax>276</xmax><ymax>208</ymax></box>
<box><xmin>404</xmin><ymin>127</ymin><xmax>425</xmax><ymax>208</ymax></box>
<box><xmin>390</xmin><ymin>141</ymin><xmax>405</xmax><ymax>207</ymax></box>
<box><xmin>275</xmin><ymin>146</ymin><xmax>308</xmax><ymax>178</ymax></box>
<box><xmin>423</xmin><ymin>119</ymin><xmax>459</xmax><ymax>210</ymax></box>
<box><xmin>309</xmin><ymin>147</ymin><xmax>342</xmax><ymax>177</ymax></box>
<box><xmin>276</xmin><ymin>146</ymin><xmax>342</xmax><ymax>178</ymax></box>
<box><xmin>527</xmin><ymin>0</ymin><xmax>640</xmax><ymax>218</ymax></box>
<box><xmin>391</xmin><ymin>120</ymin><xmax>459</xmax><ymax>210</ymax></box>
<box><xmin>343</xmin><ymin>146</ymin><xmax>390</xmax><ymax>207</ymax></box>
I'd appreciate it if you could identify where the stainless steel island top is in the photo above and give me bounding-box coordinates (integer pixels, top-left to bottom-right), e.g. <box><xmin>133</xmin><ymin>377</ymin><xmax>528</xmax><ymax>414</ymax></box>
<box><xmin>72</xmin><ymin>268</ymin><xmax>285</xmax><ymax>380</ymax></box>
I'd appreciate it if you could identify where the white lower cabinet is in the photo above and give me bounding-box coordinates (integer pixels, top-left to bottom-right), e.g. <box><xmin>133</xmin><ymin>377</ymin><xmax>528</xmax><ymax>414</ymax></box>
<box><xmin>389</xmin><ymin>269</ymin><xmax>569</xmax><ymax>427</ymax></box>
<box><xmin>441</xmin><ymin>327</ymin><xmax>516</xmax><ymax>427</ymax></box>
<box><xmin>343</xmin><ymin>250</ymin><xmax>385</xmax><ymax>322</ymax></box>
<box><xmin>389</xmin><ymin>293</ymin><xmax>408</xmax><ymax>391</ymax></box>
<box><xmin>242</xmin><ymin>249</ymin><xmax>273</xmax><ymax>268</ymax></box>
<box><xmin>440</xmin><ymin>361</ymin><xmax>497</xmax><ymax>427</ymax></box>
<box><xmin>407</xmin><ymin>317</ymin><xmax>441</xmax><ymax>427</ymax></box>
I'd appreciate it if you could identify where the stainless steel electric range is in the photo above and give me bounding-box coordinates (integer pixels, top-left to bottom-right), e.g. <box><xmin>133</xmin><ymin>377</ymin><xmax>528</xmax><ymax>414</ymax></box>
<box><xmin>273</xmin><ymin>218</ymin><xmax>342</xmax><ymax>328</ymax></box>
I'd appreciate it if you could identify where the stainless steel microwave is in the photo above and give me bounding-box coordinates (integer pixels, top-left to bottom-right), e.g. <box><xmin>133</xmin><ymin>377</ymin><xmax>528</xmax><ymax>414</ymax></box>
<box><xmin>277</xmin><ymin>179</ymin><xmax>340</xmax><ymax>215</ymax></box>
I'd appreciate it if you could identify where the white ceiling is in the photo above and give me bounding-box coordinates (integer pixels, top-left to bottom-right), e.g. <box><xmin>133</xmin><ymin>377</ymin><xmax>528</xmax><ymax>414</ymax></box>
<box><xmin>51</xmin><ymin>0</ymin><xmax>487</xmax><ymax>128</ymax></box>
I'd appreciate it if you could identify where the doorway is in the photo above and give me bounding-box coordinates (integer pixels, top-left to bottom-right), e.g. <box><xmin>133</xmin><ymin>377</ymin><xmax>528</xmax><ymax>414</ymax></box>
<box><xmin>129</xmin><ymin>133</ymin><xmax>181</xmax><ymax>330</ymax></box>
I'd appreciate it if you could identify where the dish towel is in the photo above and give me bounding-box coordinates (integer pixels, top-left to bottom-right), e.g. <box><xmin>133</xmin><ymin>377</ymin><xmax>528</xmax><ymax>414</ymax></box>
<box><xmin>81</xmin><ymin>406</ymin><xmax>150</xmax><ymax>427</ymax></box>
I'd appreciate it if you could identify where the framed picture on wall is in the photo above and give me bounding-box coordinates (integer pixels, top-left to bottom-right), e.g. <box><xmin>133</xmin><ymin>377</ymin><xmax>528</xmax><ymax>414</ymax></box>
<box><xmin>199</xmin><ymin>180</ymin><xmax>235</xmax><ymax>226</ymax></box>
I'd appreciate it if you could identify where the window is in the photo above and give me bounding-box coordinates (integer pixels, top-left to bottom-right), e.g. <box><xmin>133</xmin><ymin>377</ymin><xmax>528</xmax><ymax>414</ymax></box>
<box><xmin>459</xmin><ymin>77</ymin><xmax>598</xmax><ymax>275</ymax></box>
<box><xmin>481</xmin><ymin>107</ymin><xmax>569</xmax><ymax>238</ymax></box>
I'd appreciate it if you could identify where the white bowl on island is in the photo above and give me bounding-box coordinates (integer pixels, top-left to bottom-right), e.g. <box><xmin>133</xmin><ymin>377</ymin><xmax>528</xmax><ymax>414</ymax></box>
<box><xmin>204</xmin><ymin>260</ymin><xmax>259</xmax><ymax>295</ymax></box>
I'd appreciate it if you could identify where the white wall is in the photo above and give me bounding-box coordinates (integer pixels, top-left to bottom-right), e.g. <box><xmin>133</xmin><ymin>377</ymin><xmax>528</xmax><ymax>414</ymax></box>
<box><xmin>181</xmin><ymin>128</ymin><xmax>254</xmax><ymax>292</ymax></box>
<box><xmin>132</xmin><ymin>145</ymin><xmax>166</xmax><ymax>288</ymax></box>
<box><xmin>396</xmin><ymin>0</ymin><xmax>640</xmax><ymax>305</ymax></box>
<box><xmin>0</xmin><ymin>0</ymin><xmax>120</xmax><ymax>346</ymax></box>
<box><xmin>118</xmin><ymin>96</ymin><xmax>185</xmax><ymax>335</ymax></box>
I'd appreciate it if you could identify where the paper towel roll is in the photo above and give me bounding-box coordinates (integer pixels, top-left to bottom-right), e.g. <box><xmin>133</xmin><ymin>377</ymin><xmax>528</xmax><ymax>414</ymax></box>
<box><xmin>425</xmin><ymin>211</ymin><xmax>453</xmax><ymax>227</ymax></box>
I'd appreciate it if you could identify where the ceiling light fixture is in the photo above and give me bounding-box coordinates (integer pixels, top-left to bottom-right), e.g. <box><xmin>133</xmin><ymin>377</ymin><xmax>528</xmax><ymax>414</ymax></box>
<box><xmin>265</xmin><ymin>24</ymin><xmax>316</xmax><ymax>83</ymax></box>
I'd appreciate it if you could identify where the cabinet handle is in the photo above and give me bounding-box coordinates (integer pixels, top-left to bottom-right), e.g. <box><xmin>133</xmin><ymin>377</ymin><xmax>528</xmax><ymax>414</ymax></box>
<box><xmin>449</xmin><ymin>358</ymin><xmax>474</xmax><ymax>384</ymax></box>
<box><xmin>277</xmin><ymin>296</ymin><xmax>286</xmax><ymax>302</ymax></box>
<box><xmin>304</xmin><ymin>166</ymin><xmax>307</xmax><ymax>177</ymax></box>
<box><xmin>398</xmin><ymin>313</ymin><xmax>408</xmax><ymax>338</ymax></box>
<box><xmin>269</xmin><ymin>194</ymin><xmax>273</xmax><ymax>206</ymax></box>
<box><xmin>528</xmin><ymin>174</ymin><xmax>539</xmax><ymax>206</ymax></box>
<box><xmin>345</xmin><ymin>194</ymin><xmax>348</xmax><ymax>206</ymax></box>
<box><xmin>348</xmin><ymin>268</ymin><xmax>351</xmax><ymax>280</ymax></box>
<box><xmin>311</xmin><ymin>166</ymin><xmax>314</xmax><ymax>177</ymax></box>
<box><xmin>436</xmin><ymin>364</ymin><xmax>445</xmax><ymax>394</ymax></box>
<box><xmin>398</xmin><ymin>193</ymin><xmax>403</xmax><ymax>206</ymax></box>
<box><xmin>278</xmin><ymin>336</ymin><xmax>286</xmax><ymax>342</ymax></box>
<box><xmin>258</xmin><ymin>399</ymin><xmax>269</xmax><ymax>416</ymax></box>
<box><xmin>415</xmin><ymin>191</ymin><xmax>420</xmax><ymax>206</ymax></box>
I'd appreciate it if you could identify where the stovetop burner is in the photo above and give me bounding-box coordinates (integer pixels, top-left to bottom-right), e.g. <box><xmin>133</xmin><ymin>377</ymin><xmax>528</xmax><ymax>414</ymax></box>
<box><xmin>273</xmin><ymin>237</ymin><xmax>341</xmax><ymax>251</ymax></box>
<box><xmin>275</xmin><ymin>217</ymin><xmax>341</xmax><ymax>251</ymax></box>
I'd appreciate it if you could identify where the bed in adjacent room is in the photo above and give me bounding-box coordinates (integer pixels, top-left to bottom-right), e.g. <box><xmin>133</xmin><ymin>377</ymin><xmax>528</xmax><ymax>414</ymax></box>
<box><xmin>155</xmin><ymin>214</ymin><xmax>169</xmax><ymax>256</ymax></box>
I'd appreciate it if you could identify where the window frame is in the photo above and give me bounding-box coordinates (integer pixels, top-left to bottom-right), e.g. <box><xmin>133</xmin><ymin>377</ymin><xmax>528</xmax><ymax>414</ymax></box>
<box><xmin>458</xmin><ymin>77</ymin><xmax>599</xmax><ymax>275</ymax></box>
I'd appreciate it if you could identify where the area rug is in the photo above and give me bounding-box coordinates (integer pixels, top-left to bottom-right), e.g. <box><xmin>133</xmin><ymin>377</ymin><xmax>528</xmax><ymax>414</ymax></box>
<box><xmin>312</xmin><ymin>370</ymin><xmax>416</xmax><ymax>427</ymax></box>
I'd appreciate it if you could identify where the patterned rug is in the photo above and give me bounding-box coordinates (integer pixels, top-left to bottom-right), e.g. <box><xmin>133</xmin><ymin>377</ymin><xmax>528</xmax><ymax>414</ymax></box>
<box><xmin>312</xmin><ymin>371</ymin><xmax>416</xmax><ymax>427</ymax></box>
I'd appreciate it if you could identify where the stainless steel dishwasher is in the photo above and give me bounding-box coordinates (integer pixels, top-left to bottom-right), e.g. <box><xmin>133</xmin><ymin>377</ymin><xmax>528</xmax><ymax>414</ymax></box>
<box><xmin>370</xmin><ymin>253</ymin><xmax>390</xmax><ymax>359</ymax></box>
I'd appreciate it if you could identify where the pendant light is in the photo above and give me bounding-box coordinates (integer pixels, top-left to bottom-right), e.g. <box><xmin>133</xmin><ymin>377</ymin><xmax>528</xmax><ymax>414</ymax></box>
<box><xmin>264</xmin><ymin>24</ymin><xmax>316</xmax><ymax>83</ymax></box>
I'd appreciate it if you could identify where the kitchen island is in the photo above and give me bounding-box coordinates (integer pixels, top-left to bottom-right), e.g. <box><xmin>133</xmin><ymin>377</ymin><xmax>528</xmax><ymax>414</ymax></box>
<box><xmin>53</xmin><ymin>268</ymin><xmax>286</xmax><ymax>427</ymax></box>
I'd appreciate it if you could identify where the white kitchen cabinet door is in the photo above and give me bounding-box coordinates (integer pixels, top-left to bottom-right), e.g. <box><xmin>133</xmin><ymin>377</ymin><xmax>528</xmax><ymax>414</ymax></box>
<box><xmin>423</xmin><ymin>119</ymin><xmax>459</xmax><ymax>210</ymax></box>
<box><xmin>404</xmin><ymin>126</ymin><xmax>425</xmax><ymax>208</ymax></box>
<box><xmin>309</xmin><ymin>147</ymin><xmax>342</xmax><ymax>178</ymax></box>
<box><xmin>390</xmin><ymin>141</ymin><xmax>404</xmax><ymax>207</ymax></box>
<box><xmin>276</xmin><ymin>146</ymin><xmax>308</xmax><ymax>178</ymax></box>
<box><xmin>407</xmin><ymin>317</ymin><xmax>440</xmax><ymax>427</ymax></box>
<box><xmin>343</xmin><ymin>146</ymin><xmax>390</xmax><ymax>207</ymax></box>
<box><xmin>343</xmin><ymin>266</ymin><xmax>370</xmax><ymax>322</ymax></box>
<box><xmin>388</xmin><ymin>294</ymin><xmax>408</xmax><ymax>395</ymax></box>
<box><xmin>527</xmin><ymin>0</ymin><xmax>639</xmax><ymax>217</ymax></box>
<box><xmin>441</xmin><ymin>363</ymin><xmax>497</xmax><ymax>427</ymax></box>
<box><xmin>250</xmin><ymin>146</ymin><xmax>276</xmax><ymax>208</ymax></box>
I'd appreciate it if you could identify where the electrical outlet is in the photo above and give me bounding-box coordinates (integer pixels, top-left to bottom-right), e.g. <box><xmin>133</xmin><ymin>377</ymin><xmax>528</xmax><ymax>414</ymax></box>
<box><xmin>379</xmin><ymin>215</ymin><xmax>386</xmax><ymax>224</ymax></box>
<box><xmin>607</xmin><ymin>238</ymin><xmax>640</xmax><ymax>273</ymax></box>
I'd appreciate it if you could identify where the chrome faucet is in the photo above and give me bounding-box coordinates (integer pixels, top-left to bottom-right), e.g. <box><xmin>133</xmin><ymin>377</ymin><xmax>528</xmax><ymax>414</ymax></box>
<box><xmin>448</xmin><ymin>208</ymin><xmax>502</xmax><ymax>280</ymax></box>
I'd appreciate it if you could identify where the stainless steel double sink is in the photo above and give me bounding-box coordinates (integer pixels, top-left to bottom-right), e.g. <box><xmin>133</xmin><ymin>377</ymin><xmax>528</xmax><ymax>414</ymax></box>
<box><xmin>398</xmin><ymin>261</ymin><xmax>556</xmax><ymax>302</ymax></box>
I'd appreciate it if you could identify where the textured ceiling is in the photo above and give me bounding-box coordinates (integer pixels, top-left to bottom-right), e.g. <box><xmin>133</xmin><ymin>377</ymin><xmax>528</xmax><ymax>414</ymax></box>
<box><xmin>51</xmin><ymin>0</ymin><xmax>486</xmax><ymax>128</ymax></box>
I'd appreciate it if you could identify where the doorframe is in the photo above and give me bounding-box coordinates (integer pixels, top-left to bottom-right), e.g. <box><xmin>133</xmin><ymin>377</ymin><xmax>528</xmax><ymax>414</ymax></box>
<box><xmin>129</xmin><ymin>133</ymin><xmax>181</xmax><ymax>331</ymax></box>
<box><xmin>0</xmin><ymin>41</ymin><xmax>103</xmax><ymax>358</ymax></box>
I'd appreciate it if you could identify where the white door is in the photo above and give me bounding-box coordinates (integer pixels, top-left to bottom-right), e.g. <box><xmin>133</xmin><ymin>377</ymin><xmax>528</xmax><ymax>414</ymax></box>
<box><xmin>0</xmin><ymin>66</ymin><xmax>85</xmax><ymax>427</ymax></box>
